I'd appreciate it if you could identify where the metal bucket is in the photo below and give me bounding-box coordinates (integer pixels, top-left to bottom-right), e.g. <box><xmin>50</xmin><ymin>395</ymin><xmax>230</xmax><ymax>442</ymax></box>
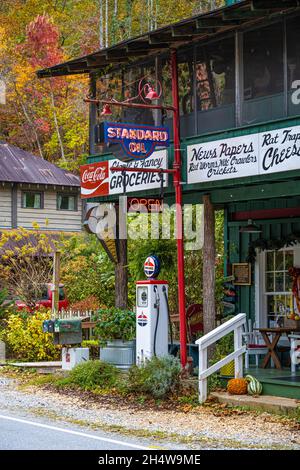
<box><xmin>99</xmin><ymin>340</ymin><xmax>136</xmax><ymax>370</ymax></box>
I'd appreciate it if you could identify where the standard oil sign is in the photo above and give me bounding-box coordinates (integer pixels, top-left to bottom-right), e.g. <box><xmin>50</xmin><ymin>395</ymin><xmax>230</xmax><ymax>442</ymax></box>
<box><xmin>103</xmin><ymin>122</ymin><xmax>169</xmax><ymax>159</ymax></box>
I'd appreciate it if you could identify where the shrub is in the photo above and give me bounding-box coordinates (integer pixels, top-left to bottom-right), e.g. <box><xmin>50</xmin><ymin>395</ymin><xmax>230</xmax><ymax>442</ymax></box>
<box><xmin>67</xmin><ymin>360</ymin><xmax>119</xmax><ymax>390</ymax></box>
<box><xmin>82</xmin><ymin>339</ymin><xmax>100</xmax><ymax>359</ymax></box>
<box><xmin>70</xmin><ymin>296</ymin><xmax>106</xmax><ymax>312</ymax></box>
<box><xmin>128</xmin><ymin>355</ymin><xmax>181</xmax><ymax>399</ymax></box>
<box><xmin>93</xmin><ymin>308</ymin><xmax>136</xmax><ymax>342</ymax></box>
<box><xmin>3</xmin><ymin>310</ymin><xmax>60</xmax><ymax>361</ymax></box>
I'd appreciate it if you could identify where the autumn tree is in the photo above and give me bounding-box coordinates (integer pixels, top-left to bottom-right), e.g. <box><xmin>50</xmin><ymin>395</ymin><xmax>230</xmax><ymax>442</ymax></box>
<box><xmin>0</xmin><ymin>227</ymin><xmax>55</xmax><ymax>309</ymax></box>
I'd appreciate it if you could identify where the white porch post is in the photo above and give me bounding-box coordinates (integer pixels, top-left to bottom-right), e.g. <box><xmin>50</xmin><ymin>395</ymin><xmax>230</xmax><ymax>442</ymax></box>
<box><xmin>198</xmin><ymin>347</ymin><xmax>207</xmax><ymax>403</ymax></box>
<box><xmin>234</xmin><ymin>325</ymin><xmax>243</xmax><ymax>378</ymax></box>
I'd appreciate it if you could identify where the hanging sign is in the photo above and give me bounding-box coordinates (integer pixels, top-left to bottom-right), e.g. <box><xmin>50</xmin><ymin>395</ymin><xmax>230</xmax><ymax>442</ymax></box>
<box><xmin>103</xmin><ymin>122</ymin><xmax>170</xmax><ymax>160</ymax></box>
<box><xmin>232</xmin><ymin>263</ymin><xmax>252</xmax><ymax>286</ymax></box>
<box><xmin>80</xmin><ymin>150</ymin><xmax>168</xmax><ymax>198</ymax></box>
<box><xmin>187</xmin><ymin>123</ymin><xmax>300</xmax><ymax>184</ymax></box>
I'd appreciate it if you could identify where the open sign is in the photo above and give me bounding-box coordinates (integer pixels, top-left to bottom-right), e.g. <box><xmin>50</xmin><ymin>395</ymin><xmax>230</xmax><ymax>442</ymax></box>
<box><xmin>127</xmin><ymin>197</ymin><xmax>163</xmax><ymax>213</ymax></box>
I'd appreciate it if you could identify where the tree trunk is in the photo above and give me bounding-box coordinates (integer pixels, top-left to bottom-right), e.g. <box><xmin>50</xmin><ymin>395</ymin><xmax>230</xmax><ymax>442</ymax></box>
<box><xmin>49</xmin><ymin>81</ymin><xmax>65</xmax><ymax>161</ymax></box>
<box><xmin>115</xmin><ymin>238</ymin><xmax>128</xmax><ymax>309</ymax></box>
<box><xmin>203</xmin><ymin>194</ymin><xmax>216</xmax><ymax>359</ymax></box>
<box><xmin>105</xmin><ymin>0</ymin><xmax>108</xmax><ymax>47</ymax></box>
<box><xmin>99</xmin><ymin>0</ymin><xmax>103</xmax><ymax>48</ymax></box>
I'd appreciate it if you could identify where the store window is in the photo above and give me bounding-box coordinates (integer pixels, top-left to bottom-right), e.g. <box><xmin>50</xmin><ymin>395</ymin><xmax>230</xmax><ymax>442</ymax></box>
<box><xmin>286</xmin><ymin>16</ymin><xmax>300</xmax><ymax>116</ymax></box>
<box><xmin>243</xmin><ymin>22</ymin><xmax>284</xmax><ymax>124</ymax></box>
<box><xmin>196</xmin><ymin>37</ymin><xmax>235</xmax><ymax>134</ymax></box>
<box><xmin>22</xmin><ymin>191</ymin><xmax>43</xmax><ymax>209</ymax></box>
<box><xmin>57</xmin><ymin>194</ymin><xmax>77</xmax><ymax>211</ymax></box>
<box><xmin>264</xmin><ymin>249</ymin><xmax>294</xmax><ymax>327</ymax></box>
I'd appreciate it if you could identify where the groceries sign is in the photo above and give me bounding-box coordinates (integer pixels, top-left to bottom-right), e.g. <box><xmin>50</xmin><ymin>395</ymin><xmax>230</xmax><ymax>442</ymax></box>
<box><xmin>103</xmin><ymin>122</ymin><xmax>169</xmax><ymax>160</ymax></box>
<box><xmin>187</xmin><ymin>124</ymin><xmax>300</xmax><ymax>184</ymax></box>
<box><xmin>80</xmin><ymin>150</ymin><xmax>168</xmax><ymax>198</ymax></box>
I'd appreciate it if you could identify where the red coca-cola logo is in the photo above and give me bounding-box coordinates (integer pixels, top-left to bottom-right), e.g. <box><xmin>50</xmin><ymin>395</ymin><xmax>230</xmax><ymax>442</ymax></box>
<box><xmin>80</xmin><ymin>161</ymin><xmax>109</xmax><ymax>198</ymax></box>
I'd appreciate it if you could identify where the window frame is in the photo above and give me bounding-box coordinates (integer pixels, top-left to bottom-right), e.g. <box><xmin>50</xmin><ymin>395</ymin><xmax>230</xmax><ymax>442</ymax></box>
<box><xmin>21</xmin><ymin>191</ymin><xmax>44</xmax><ymax>210</ymax></box>
<box><xmin>56</xmin><ymin>193</ymin><xmax>78</xmax><ymax>212</ymax></box>
<box><xmin>263</xmin><ymin>248</ymin><xmax>294</xmax><ymax>327</ymax></box>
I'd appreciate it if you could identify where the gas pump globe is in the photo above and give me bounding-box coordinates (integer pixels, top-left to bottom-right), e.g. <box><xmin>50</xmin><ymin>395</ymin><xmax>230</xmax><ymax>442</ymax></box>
<box><xmin>136</xmin><ymin>256</ymin><xmax>169</xmax><ymax>364</ymax></box>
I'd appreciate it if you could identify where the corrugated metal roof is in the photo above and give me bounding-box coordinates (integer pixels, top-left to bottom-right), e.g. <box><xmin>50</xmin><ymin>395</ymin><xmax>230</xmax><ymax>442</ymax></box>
<box><xmin>0</xmin><ymin>142</ymin><xmax>80</xmax><ymax>187</ymax></box>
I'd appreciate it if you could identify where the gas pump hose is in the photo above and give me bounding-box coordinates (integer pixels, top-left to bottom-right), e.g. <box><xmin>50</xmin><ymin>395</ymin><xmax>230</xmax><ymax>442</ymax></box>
<box><xmin>153</xmin><ymin>285</ymin><xmax>159</xmax><ymax>356</ymax></box>
<box><xmin>162</xmin><ymin>285</ymin><xmax>173</xmax><ymax>346</ymax></box>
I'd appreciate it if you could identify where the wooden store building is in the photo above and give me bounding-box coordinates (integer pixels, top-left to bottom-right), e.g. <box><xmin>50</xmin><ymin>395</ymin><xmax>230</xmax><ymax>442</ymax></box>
<box><xmin>38</xmin><ymin>0</ymin><xmax>300</xmax><ymax>398</ymax></box>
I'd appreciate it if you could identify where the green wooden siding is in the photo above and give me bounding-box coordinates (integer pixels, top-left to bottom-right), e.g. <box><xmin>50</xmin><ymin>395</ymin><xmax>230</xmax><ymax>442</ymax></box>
<box><xmin>227</xmin><ymin>198</ymin><xmax>300</xmax><ymax>322</ymax></box>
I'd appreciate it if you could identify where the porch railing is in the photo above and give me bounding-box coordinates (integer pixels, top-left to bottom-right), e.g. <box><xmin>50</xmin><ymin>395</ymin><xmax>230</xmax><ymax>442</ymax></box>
<box><xmin>196</xmin><ymin>313</ymin><xmax>246</xmax><ymax>403</ymax></box>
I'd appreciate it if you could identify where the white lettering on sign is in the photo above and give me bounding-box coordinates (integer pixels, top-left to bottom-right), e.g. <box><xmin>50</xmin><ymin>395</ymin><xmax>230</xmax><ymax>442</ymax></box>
<box><xmin>81</xmin><ymin>166</ymin><xmax>107</xmax><ymax>183</ymax></box>
<box><xmin>109</xmin><ymin>149</ymin><xmax>168</xmax><ymax>195</ymax></box>
<box><xmin>187</xmin><ymin>124</ymin><xmax>300</xmax><ymax>184</ymax></box>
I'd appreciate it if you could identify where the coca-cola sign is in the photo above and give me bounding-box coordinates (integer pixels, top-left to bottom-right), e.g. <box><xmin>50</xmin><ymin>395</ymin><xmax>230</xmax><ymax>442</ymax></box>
<box><xmin>80</xmin><ymin>161</ymin><xmax>109</xmax><ymax>198</ymax></box>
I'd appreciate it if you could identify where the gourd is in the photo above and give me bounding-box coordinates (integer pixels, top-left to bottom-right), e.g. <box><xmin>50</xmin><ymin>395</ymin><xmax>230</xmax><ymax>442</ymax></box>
<box><xmin>245</xmin><ymin>374</ymin><xmax>263</xmax><ymax>395</ymax></box>
<box><xmin>227</xmin><ymin>377</ymin><xmax>248</xmax><ymax>395</ymax></box>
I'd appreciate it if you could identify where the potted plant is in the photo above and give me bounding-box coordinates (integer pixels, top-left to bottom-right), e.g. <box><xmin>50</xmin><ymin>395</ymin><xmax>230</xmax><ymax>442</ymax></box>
<box><xmin>93</xmin><ymin>308</ymin><xmax>136</xmax><ymax>369</ymax></box>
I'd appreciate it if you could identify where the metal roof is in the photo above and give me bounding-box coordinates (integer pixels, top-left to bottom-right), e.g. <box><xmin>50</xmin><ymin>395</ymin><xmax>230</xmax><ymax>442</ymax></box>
<box><xmin>0</xmin><ymin>142</ymin><xmax>80</xmax><ymax>187</ymax></box>
<box><xmin>37</xmin><ymin>0</ymin><xmax>300</xmax><ymax>78</ymax></box>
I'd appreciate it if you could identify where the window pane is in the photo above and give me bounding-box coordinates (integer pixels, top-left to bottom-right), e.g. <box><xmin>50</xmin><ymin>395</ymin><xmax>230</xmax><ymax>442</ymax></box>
<box><xmin>285</xmin><ymin>273</ymin><xmax>293</xmax><ymax>292</ymax></box>
<box><xmin>34</xmin><ymin>193</ymin><xmax>41</xmax><ymax>209</ymax></box>
<box><xmin>196</xmin><ymin>37</ymin><xmax>235</xmax><ymax>135</ymax></box>
<box><xmin>23</xmin><ymin>192</ymin><xmax>41</xmax><ymax>209</ymax></box>
<box><xmin>57</xmin><ymin>195</ymin><xmax>76</xmax><ymax>211</ymax></box>
<box><xmin>275</xmin><ymin>272</ymin><xmax>284</xmax><ymax>292</ymax></box>
<box><xmin>286</xmin><ymin>16</ymin><xmax>300</xmax><ymax>116</ymax></box>
<box><xmin>68</xmin><ymin>196</ymin><xmax>75</xmax><ymax>211</ymax></box>
<box><xmin>285</xmin><ymin>251</ymin><xmax>294</xmax><ymax>270</ymax></box>
<box><xmin>244</xmin><ymin>23</ymin><xmax>283</xmax><ymax>100</ymax></box>
<box><xmin>266</xmin><ymin>251</ymin><xmax>274</xmax><ymax>271</ymax></box>
<box><xmin>196</xmin><ymin>37</ymin><xmax>235</xmax><ymax>110</ymax></box>
<box><xmin>275</xmin><ymin>251</ymin><xmax>284</xmax><ymax>271</ymax></box>
<box><xmin>243</xmin><ymin>22</ymin><xmax>284</xmax><ymax>124</ymax></box>
<box><xmin>266</xmin><ymin>273</ymin><xmax>274</xmax><ymax>292</ymax></box>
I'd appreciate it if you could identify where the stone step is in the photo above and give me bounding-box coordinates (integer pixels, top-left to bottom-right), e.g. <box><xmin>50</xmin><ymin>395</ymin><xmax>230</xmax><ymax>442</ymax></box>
<box><xmin>211</xmin><ymin>391</ymin><xmax>300</xmax><ymax>416</ymax></box>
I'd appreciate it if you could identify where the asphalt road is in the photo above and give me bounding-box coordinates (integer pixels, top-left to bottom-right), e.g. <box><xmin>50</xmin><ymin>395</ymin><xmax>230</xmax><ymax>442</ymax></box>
<box><xmin>0</xmin><ymin>412</ymin><xmax>160</xmax><ymax>450</ymax></box>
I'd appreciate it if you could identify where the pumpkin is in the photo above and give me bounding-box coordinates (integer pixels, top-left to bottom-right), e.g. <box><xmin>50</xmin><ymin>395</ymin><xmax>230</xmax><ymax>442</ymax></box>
<box><xmin>245</xmin><ymin>375</ymin><xmax>263</xmax><ymax>395</ymax></box>
<box><xmin>227</xmin><ymin>377</ymin><xmax>248</xmax><ymax>395</ymax></box>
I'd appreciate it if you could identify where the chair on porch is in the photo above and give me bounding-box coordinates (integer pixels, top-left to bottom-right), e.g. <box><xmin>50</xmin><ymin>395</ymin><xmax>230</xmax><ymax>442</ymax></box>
<box><xmin>242</xmin><ymin>319</ymin><xmax>268</xmax><ymax>369</ymax></box>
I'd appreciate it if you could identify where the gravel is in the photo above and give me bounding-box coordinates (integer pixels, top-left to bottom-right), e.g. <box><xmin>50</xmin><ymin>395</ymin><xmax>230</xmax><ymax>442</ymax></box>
<box><xmin>0</xmin><ymin>373</ymin><xmax>299</xmax><ymax>450</ymax></box>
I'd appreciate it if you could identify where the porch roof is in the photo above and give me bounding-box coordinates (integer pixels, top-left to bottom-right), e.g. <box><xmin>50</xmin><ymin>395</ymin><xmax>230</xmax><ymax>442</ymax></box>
<box><xmin>37</xmin><ymin>0</ymin><xmax>300</xmax><ymax>78</ymax></box>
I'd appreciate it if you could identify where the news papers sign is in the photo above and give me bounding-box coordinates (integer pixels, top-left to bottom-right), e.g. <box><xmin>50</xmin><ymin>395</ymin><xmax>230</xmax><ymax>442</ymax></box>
<box><xmin>103</xmin><ymin>122</ymin><xmax>169</xmax><ymax>160</ymax></box>
<box><xmin>187</xmin><ymin>124</ymin><xmax>300</xmax><ymax>184</ymax></box>
<box><xmin>80</xmin><ymin>150</ymin><xmax>168</xmax><ymax>198</ymax></box>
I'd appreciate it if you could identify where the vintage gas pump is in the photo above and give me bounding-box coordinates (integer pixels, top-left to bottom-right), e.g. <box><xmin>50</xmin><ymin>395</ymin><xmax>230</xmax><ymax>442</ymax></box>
<box><xmin>136</xmin><ymin>256</ymin><xmax>169</xmax><ymax>364</ymax></box>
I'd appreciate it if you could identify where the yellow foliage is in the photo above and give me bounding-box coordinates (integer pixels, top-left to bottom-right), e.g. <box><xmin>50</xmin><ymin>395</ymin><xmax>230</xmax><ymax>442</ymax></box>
<box><xmin>4</xmin><ymin>311</ymin><xmax>61</xmax><ymax>361</ymax></box>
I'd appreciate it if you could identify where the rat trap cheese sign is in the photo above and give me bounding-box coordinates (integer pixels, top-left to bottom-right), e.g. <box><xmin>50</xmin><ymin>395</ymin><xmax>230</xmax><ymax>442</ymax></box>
<box><xmin>103</xmin><ymin>122</ymin><xmax>169</xmax><ymax>160</ymax></box>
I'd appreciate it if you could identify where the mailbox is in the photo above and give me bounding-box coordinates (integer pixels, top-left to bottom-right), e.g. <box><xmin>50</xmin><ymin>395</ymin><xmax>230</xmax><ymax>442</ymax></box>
<box><xmin>42</xmin><ymin>320</ymin><xmax>54</xmax><ymax>333</ymax></box>
<box><xmin>53</xmin><ymin>319</ymin><xmax>82</xmax><ymax>345</ymax></box>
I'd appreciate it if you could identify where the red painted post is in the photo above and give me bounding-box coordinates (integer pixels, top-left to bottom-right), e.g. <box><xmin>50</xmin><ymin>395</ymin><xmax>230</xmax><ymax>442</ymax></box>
<box><xmin>171</xmin><ymin>49</ymin><xmax>187</xmax><ymax>368</ymax></box>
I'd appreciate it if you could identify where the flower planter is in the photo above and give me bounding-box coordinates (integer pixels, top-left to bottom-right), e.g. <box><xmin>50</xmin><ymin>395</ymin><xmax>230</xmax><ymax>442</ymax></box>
<box><xmin>99</xmin><ymin>339</ymin><xmax>136</xmax><ymax>370</ymax></box>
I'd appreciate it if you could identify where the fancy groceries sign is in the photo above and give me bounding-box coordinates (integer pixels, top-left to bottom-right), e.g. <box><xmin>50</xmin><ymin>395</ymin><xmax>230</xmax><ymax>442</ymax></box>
<box><xmin>80</xmin><ymin>150</ymin><xmax>168</xmax><ymax>198</ymax></box>
<box><xmin>187</xmin><ymin>124</ymin><xmax>300</xmax><ymax>184</ymax></box>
